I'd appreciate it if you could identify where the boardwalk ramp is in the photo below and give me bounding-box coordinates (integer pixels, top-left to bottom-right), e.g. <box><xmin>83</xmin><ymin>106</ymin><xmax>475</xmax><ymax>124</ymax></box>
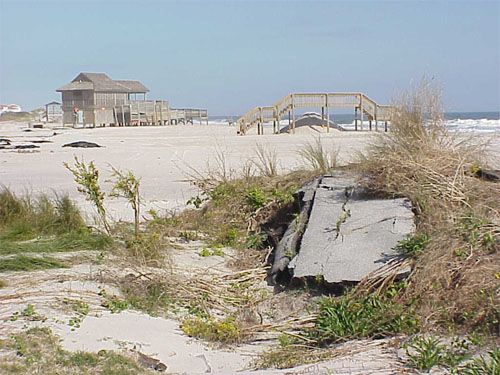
<box><xmin>237</xmin><ymin>93</ymin><xmax>393</xmax><ymax>135</ymax></box>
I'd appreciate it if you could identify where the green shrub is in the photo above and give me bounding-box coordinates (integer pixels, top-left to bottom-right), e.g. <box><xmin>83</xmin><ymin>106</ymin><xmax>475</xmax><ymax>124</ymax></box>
<box><xmin>246</xmin><ymin>188</ymin><xmax>267</xmax><ymax>209</ymax></box>
<box><xmin>396</xmin><ymin>233</ymin><xmax>431</xmax><ymax>258</ymax></box>
<box><xmin>182</xmin><ymin>316</ymin><xmax>244</xmax><ymax>343</ymax></box>
<box><xmin>310</xmin><ymin>295</ymin><xmax>418</xmax><ymax>345</ymax></box>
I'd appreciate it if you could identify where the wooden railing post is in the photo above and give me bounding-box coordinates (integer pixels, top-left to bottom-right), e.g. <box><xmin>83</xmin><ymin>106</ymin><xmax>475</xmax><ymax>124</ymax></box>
<box><xmin>291</xmin><ymin>94</ymin><xmax>295</xmax><ymax>134</ymax></box>
<box><xmin>355</xmin><ymin>107</ymin><xmax>358</xmax><ymax>131</ymax></box>
<box><xmin>325</xmin><ymin>93</ymin><xmax>329</xmax><ymax>133</ymax></box>
<box><xmin>359</xmin><ymin>94</ymin><xmax>364</xmax><ymax>131</ymax></box>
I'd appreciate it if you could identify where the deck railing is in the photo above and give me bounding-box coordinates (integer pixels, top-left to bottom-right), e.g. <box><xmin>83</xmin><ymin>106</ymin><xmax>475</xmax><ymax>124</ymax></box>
<box><xmin>237</xmin><ymin>93</ymin><xmax>393</xmax><ymax>135</ymax></box>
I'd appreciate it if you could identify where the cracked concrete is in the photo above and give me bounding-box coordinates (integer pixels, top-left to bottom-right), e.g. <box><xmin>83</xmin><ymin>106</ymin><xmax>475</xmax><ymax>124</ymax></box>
<box><xmin>288</xmin><ymin>174</ymin><xmax>415</xmax><ymax>283</ymax></box>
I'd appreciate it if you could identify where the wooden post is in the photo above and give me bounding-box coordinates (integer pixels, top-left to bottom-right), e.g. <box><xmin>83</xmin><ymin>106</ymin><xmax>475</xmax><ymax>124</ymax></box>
<box><xmin>355</xmin><ymin>107</ymin><xmax>358</xmax><ymax>131</ymax></box>
<box><xmin>259</xmin><ymin>107</ymin><xmax>263</xmax><ymax>135</ymax></box>
<box><xmin>275</xmin><ymin>107</ymin><xmax>279</xmax><ymax>134</ymax></box>
<box><xmin>121</xmin><ymin>105</ymin><xmax>125</xmax><ymax>126</ymax></box>
<box><xmin>291</xmin><ymin>94</ymin><xmax>295</xmax><ymax>134</ymax></box>
<box><xmin>321</xmin><ymin>106</ymin><xmax>325</xmax><ymax>128</ymax></box>
<box><xmin>325</xmin><ymin>93</ymin><xmax>329</xmax><ymax>133</ymax></box>
<box><xmin>385</xmin><ymin>121</ymin><xmax>388</xmax><ymax>132</ymax></box>
<box><xmin>288</xmin><ymin>110</ymin><xmax>291</xmax><ymax>133</ymax></box>
<box><xmin>137</xmin><ymin>102</ymin><xmax>140</xmax><ymax>126</ymax></box>
<box><xmin>369</xmin><ymin>119</ymin><xmax>372</xmax><ymax>131</ymax></box>
<box><xmin>359</xmin><ymin>95</ymin><xmax>364</xmax><ymax>131</ymax></box>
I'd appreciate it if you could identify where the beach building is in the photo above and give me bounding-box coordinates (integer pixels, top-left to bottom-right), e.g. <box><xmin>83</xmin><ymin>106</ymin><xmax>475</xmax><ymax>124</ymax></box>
<box><xmin>44</xmin><ymin>101</ymin><xmax>62</xmax><ymax>122</ymax></box>
<box><xmin>57</xmin><ymin>72</ymin><xmax>207</xmax><ymax>127</ymax></box>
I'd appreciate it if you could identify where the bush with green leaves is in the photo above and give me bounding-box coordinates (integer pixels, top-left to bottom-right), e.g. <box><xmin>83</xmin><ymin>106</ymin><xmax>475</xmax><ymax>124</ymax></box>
<box><xmin>64</xmin><ymin>156</ymin><xmax>110</xmax><ymax>233</ymax></box>
<box><xmin>109</xmin><ymin>166</ymin><xmax>142</xmax><ymax>238</ymax></box>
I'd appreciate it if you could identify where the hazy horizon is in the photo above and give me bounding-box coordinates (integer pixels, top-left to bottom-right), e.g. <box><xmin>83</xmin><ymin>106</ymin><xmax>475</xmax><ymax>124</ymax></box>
<box><xmin>1</xmin><ymin>0</ymin><xmax>499</xmax><ymax>115</ymax></box>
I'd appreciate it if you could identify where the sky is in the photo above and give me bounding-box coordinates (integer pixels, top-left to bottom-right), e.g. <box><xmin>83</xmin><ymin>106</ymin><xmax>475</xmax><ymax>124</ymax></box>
<box><xmin>0</xmin><ymin>0</ymin><xmax>499</xmax><ymax>115</ymax></box>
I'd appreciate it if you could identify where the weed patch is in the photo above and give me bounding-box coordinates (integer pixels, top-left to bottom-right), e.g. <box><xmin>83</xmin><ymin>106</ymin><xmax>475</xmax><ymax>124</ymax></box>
<box><xmin>0</xmin><ymin>327</ymin><xmax>153</xmax><ymax>374</ymax></box>
<box><xmin>181</xmin><ymin>316</ymin><xmax>245</xmax><ymax>344</ymax></box>
<box><xmin>0</xmin><ymin>229</ymin><xmax>111</xmax><ymax>256</ymax></box>
<box><xmin>310</xmin><ymin>294</ymin><xmax>418</xmax><ymax>345</ymax></box>
<box><xmin>0</xmin><ymin>256</ymin><xmax>68</xmax><ymax>272</ymax></box>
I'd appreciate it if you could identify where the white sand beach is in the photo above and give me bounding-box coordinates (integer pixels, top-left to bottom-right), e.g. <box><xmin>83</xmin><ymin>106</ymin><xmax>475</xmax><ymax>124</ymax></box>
<box><xmin>0</xmin><ymin>122</ymin><xmax>374</xmax><ymax>222</ymax></box>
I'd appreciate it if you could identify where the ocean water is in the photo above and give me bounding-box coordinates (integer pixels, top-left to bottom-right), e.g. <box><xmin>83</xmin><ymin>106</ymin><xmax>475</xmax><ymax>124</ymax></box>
<box><xmin>210</xmin><ymin>112</ymin><xmax>500</xmax><ymax>134</ymax></box>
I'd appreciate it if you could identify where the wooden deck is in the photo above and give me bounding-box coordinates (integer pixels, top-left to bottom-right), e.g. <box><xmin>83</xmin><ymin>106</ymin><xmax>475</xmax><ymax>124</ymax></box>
<box><xmin>237</xmin><ymin>93</ymin><xmax>393</xmax><ymax>135</ymax></box>
<box><xmin>113</xmin><ymin>100</ymin><xmax>208</xmax><ymax>126</ymax></box>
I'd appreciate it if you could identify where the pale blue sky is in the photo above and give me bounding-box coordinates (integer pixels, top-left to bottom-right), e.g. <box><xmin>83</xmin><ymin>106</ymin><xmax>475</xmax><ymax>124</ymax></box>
<box><xmin>0</xmin><ymin>0</ymin><xmax>499</xmax><ymax>115</ymax></box>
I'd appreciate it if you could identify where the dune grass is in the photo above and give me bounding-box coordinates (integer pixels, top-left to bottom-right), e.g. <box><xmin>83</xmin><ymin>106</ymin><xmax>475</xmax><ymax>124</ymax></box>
<box><xmin>0</xmin><ymin>327</ymin><xmax>154</xmax><ymax>375</ymax></box>
<box><xmin>0</xmin><ymin>255</ymin><xmax>68</xmax><ymax>272</ymax></box>
<box><xmin>0</xmin><ymin>188</ymin><xmax>111</xmax><ymax>257</ymax></box>
<box><xmin>355</xmin><ymin>79</ymin><xmax>500</xmax><ymax>334</ymax></box>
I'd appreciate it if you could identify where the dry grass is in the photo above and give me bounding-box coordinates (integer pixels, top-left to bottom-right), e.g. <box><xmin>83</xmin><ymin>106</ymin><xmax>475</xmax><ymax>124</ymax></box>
<box><xmin>297</xmin><ymin>137</ymin><xmax>338</xmax><ymax>175</ymax></box>
<box><xmin>355</xmin><ymin>78</ymin><xmax>500</xmax><ymax>334</ymax></box>
<box><xmin>0</xmin><ymin>327</ymin><xmax>154</xmax><ymax>374</ymax></box>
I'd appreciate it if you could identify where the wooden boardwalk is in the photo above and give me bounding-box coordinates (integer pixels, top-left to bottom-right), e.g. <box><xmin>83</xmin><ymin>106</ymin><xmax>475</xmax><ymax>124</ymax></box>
<box><xmin>113</xmin><ymin>101</ymin><xmax>208</xmax><ymax>126</ymax></box>
<box><xmin>237</xmin><ymin>93</ymin><xmax>393</xmax><ymax>135</ymax></box>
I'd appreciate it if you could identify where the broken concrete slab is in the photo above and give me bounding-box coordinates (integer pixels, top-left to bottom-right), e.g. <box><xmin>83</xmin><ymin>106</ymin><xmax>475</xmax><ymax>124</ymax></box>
<box><xmin>287</xmin><ymin>173</ymin><xmax>414</xmax><ymax>284</ymax></box>
<box><xmin>270</xmin><ymin>177</ymin><xmax>320</xmax><ymax>283</ymax></box>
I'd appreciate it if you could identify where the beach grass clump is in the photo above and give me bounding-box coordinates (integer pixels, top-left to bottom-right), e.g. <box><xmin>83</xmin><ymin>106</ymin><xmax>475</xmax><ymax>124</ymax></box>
<box><xmin>297</xmin><ymin>137</ymin><xmax>338</xmax><ymax>174</ymax></box>
<box><xmin>253</xmin><ymin>142</ymin><xmax>279</xmax><ymax>177</ymax></box>
<box><xmin>0</xmin><ymin>188</ymin><xmax>85</xmax><ymax>239</ymax></box>
<box><xmin>0</xmin><ymin>327</ymin><xmax>154</xmax><ymax>374</ymax></box>
<box><xmin>355</xmin><ymin>78</ymin><xmax>500</xmax><ymax>334</ymax></box>
<box><xmin>0</xmin><ymin>229</ymin><xmax>111</xmax><ymax>256</ymax></box>
<box><xmin>0</xmin><ymin>255</ymin><xmax>68</xmax><ymax>272</ymax></box>
<box><xmin>0</xmin><ymin>188</ymin><xmax>111</xmax><ymax>259</ymax></box>
<box><xmin>309</xmin><ymin>294</ymin><xmax>418</xmax><ymax>345</ymax></box>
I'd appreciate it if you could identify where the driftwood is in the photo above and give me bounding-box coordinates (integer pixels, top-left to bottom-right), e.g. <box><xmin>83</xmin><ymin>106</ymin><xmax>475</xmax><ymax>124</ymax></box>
<box><xmin>270</xmin><ymin>177</ymin><xmax>320</xmax><ymax>283</ymax></box>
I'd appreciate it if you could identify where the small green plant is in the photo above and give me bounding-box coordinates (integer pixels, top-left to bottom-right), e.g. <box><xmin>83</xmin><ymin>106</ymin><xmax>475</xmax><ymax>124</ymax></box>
<box><xmin>462</xmin><ymin>347</ymin><xmax>500</xmax><ymax>375</ymax></box>
<box><xmin>246</xmin><ymin>232</ymin><xmax>267</xmax><ymax>249</ymax></box>
<box><xmin>0</xmin><ymin>279</ymin><xmax>7</xmax><ymax>288</ymax></box>
<box><xmin>64</xmin><ymin>299</ymin><xmax>89</xmax><ymax>330</ymax></box>
<box><xmin>64</xmin><ymin>156</ymin><xmax>110</xmax><ymax>233</ymax></box>
<box><xmin>396</xmin><ymin>233</ymin><xmax>431</xmax><ymax>258</ymax></box>
<box><xmin>405</xmin><ymin>335</ymin><xmax>485</xmax><ymax>373</ymax></box>
<box><xmin>181</xmin><ymin>316</ymin><xmax>244</xmax><ymax>343</ymax></box>
<box><xmin>246</xmin><ymin>188</ymin><xmax>267</xmax><ymax>209</ymax></box>
<box><xmin>198</xmin><ymin>246</ymin><xmax>225</xmax><ymax>257</ymax></box>
<box><xmin>11</xmin><ymin>304</ymin><xmax>37</xmax><ymax>321</ymax></box>
<box><xmin>108</xmin><ymin>166</ymin><xmax>142</xmax><ymax>238</ymax></box>
<box><xmin>309</xmin><ymin>294</ymin><xmax>417</xmax><ymax>345</ymax></box>
<box><xmin>406</xmin><ymin>335</ymin><xmax>447</xmax><ymax>371</ymax></box>
<box><xmin>99</xmin><ymin>289</ymin><xmax>129</xmax><ymax>313</ymax></box>
<box><xmin>198</xmin><ymin>246</ymin><xmax>211</xmax><ymax>257</ymax></box>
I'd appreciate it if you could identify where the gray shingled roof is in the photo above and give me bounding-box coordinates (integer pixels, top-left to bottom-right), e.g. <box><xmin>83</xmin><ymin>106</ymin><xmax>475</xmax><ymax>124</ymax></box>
<box><xmin>115</xmin><ymin>80</ymin><xmax>149</xmax><ymax>93</ymax></box>
<box><xmin>57</xmin><ymin>72</ymin><xmax>149</xmax><ymax>93</ymax></box>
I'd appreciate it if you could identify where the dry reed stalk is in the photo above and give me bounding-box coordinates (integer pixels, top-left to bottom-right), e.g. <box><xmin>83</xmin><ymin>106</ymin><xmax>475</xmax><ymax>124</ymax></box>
<box><xmin>356</xmin><ymin>79</ymin><xmax>500</xmax><ymax>332</ymax></box>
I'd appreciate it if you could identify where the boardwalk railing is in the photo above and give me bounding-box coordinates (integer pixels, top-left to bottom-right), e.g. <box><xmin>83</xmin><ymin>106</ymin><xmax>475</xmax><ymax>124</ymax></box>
<box><xmin>237</xmin><ymin>93</ymin><xmax>393</xmax><ymax>135</ymax></box>
<box><xmin>113</xmin><ymin>101</ymin><xmax>208</xmax><ymax>126</ymax></box>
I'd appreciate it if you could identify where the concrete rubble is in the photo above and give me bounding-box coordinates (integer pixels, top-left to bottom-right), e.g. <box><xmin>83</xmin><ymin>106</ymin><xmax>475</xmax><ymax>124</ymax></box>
<box><xmin>272</xmin><ymin>172</ymin><xmax>415</xmax><ymax>284</ymax></box>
